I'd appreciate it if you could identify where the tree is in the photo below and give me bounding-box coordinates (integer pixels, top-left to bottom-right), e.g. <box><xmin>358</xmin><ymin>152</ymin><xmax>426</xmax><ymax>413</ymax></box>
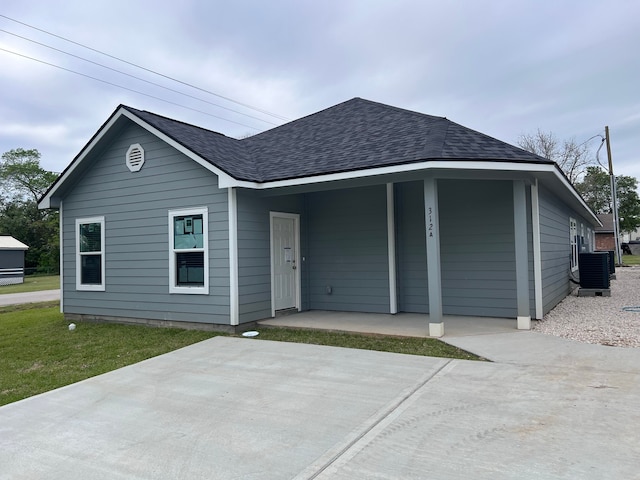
<box><xmin>575</xmin><ymin>166</ymin><xmax>640</xmax><ymax>234</ymax></box>
<box><xmin>517</xmin><ymin>129</ymin><xmax>595</xmax><ymax>184</ymax></box>
<box><xmin>0</xmin><ymin>148</ymin><xmax>60</xmax><ymax>273</ymax></box>
<box><xmin>0</xmin><ymin>200</ymin><xmax>59</xmax><ymax>272</ymax></box>
<box><xmin>0</xmin><ymin>148</ymin><xmax>59</xmax><ymax>203</ymax></box>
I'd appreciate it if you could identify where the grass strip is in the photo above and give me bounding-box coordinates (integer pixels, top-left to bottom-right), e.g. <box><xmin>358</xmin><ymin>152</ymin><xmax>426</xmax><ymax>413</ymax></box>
<box><xmin>246</xmin><ymin>326</ymin><xmax>484</xmax><ymax>361</ymax></box>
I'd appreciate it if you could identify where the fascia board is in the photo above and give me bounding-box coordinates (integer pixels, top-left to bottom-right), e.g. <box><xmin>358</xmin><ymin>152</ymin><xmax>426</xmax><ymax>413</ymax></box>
<box><xmin>222</xmin><ymin>160</ymin><xmax>553</xmax><ymax>189</ymax></box>
<box><xmin>222</xmin><ymin>160</ymin><xmax>599</xmax><ymax>225</ymax></box>
<box><xmin>547</xmin><ymin>165</ymin><xmax>602</xmax><ymax>226</ymax></box>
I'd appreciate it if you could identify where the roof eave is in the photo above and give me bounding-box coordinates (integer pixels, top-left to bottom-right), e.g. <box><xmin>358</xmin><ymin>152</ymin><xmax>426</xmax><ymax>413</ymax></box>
<box><xmin>224</xmin><ymin>158</ymin><xmax>546</xmax><ymax>187</ymax></box>
<box><xmin>220</xmin><ymin>159</ymin><xmax>600</xmax><ymax>225</ymax></box>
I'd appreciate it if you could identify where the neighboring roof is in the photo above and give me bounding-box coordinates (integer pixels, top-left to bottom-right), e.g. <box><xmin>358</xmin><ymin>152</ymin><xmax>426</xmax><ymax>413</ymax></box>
<box><xmin>595</xmin><ymin>213</ymin><xmax>614</xmax><ymax>233</ymax></box>
<box><xmin>127</xmin><ymin>98</ymin><xmax>553</xmax><ymax>183</ymax></box>
<box><xmin>0</xmin><ymin>236</ymin><xmax>29</xmax><ymax>250</ymax></box>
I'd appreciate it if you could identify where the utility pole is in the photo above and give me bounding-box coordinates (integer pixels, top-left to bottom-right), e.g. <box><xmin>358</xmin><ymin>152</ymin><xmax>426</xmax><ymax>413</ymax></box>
<box><xmin>605</xmin><ymin>126</ymin><xmax>623</xmax><ymax>265</ymax></box>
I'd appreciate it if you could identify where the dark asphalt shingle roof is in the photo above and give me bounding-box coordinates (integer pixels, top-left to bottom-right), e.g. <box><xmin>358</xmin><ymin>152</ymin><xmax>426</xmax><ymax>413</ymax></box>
<box><xmin>122</xmin><ymin>106</ymin><xmax>258</xmax><ymax>180</ymax></box>
<box><xmin>124</xmin><ymin>98</ymin><xmax>552</xmax><ymax>183</ymax></box>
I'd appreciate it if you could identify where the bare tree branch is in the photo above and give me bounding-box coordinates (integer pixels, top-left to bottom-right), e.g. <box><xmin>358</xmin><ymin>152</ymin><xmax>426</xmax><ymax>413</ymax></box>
<box><xmin>517</xmin><ymin>129</ymin><xmax>595</xmax><ymax>184</ymax></box>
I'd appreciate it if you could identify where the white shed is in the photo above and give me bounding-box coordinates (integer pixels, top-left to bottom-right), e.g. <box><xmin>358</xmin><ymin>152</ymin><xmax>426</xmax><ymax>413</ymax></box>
<box><xmin>0</xmin><ymin>236</ymin><xmax>29</xmax><ymax>286</ymax></box>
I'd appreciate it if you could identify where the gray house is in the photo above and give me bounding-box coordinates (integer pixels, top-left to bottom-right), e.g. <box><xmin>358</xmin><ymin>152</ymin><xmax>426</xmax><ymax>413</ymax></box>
<box><xmin>0</xmin><ymin>236</ymin><xmax>29</xmax><ymax>286</ymax></box>
<box><xmin>39</xmin><ymin>98</ymin><xmax>599</xmax><ymax>336</ymax></box>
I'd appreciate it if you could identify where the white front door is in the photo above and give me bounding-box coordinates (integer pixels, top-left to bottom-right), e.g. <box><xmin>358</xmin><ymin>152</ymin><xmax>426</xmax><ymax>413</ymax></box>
<box><xmin>271</xmin><ymin>213</ymin><xmax>299</xmax><ymax>312</ymax></box>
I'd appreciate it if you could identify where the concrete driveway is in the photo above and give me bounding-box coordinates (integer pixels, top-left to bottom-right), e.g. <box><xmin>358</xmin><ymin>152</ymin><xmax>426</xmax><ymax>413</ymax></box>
<box><xmin>1</xmin><ymin>335</ymin><xmax>639</xmax><ymax>479</ymax></box>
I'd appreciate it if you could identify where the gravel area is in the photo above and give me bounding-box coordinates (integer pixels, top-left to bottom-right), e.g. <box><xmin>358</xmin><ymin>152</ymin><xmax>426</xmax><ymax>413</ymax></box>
<box><xmin>533</xmin><ymin>266</ymin><xmax>640</xmax><ymax>347</ymax></box>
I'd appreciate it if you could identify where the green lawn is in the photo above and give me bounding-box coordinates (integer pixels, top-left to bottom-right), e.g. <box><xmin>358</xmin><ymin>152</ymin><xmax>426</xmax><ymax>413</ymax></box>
<box><xmin>0</xmin><ymin>275</ymin><xmax>60</xmax><ymax>294</ymax></box>
<box><xmin>622</xmin><ymin>254</ymin><xmax>640</xmax><ymax>266</ymax></box>
<box><xmin>0</xmin><ymin>303</ymin><xmax>221</xmax><ymax>406</ymax></box>
<box><xmin>253</xmin><ymin>327</ymin><xmax>482</xmax><ymax>361</ymax></box>
<box><xmin>0</xmin><ymin>303</ymin><xmax>482</xmax><ymax>406</ymax></box>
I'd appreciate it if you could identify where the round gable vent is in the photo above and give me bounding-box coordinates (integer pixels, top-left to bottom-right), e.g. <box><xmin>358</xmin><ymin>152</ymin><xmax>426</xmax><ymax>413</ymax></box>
<box><xmin>126</xmin><ymin>143</ymin><xmax>145</xmax><ymax>172</ymax></box>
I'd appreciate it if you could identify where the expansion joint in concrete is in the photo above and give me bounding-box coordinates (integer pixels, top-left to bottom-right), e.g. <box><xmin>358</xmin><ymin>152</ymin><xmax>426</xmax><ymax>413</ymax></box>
<box><xmin>298</xmin><ymin>359</ymin><xmax>453</xmax><ymax>480</ymax></box>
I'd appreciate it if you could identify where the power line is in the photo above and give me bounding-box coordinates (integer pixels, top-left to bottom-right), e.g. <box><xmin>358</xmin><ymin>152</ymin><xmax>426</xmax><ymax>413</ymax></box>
<box><xmin>577</xmin><ymin>134</ymin><xmax>605</xmax><ymax>148</ymax></box>
<box><xmin>0</xmin><ymin>46</ymin><xmax>264</xmax><ymax>131</ymax></box>
<box><xmin>0</xmin><ymin>28</ymin><xmax>280</xmax><ymax>127</ymax></box>
<box><xmin>577</xmin><ymin>133</ymin><xmax>607</xmax><ymax>169</ymax></box>
<box><xmin>0</xmin><ymin>13</ymin><xmax>291</xmax><ymax>122</ymax></box>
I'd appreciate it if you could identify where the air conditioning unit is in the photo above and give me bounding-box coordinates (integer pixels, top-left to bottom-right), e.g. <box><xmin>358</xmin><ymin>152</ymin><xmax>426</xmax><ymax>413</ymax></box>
<box><xmin>579</xmin><ymin>252</ymin><xmax>610</xmax><ymax>289</ymax></box>
<box><xmin>596</xmin><ymin>250</ymin><xmax>616</xmax><ymax>277</ymax></box>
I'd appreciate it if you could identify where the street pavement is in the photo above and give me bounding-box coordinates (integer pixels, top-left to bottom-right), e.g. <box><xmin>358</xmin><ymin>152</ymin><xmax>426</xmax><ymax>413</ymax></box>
<box><xmin>0</xmin><ymin>289</ymin><xmax>60</xmax><ymax>306</ymax></box>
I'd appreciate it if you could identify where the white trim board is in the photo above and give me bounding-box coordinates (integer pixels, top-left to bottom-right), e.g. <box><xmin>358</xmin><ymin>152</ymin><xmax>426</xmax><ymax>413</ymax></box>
<box><xmin>219</xmin><ymin>160</ymin><xmax>599</xmax><ymax>225</ymax></box>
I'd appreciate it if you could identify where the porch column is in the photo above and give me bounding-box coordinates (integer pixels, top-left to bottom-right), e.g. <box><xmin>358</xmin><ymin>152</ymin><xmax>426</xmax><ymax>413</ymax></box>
<box><xmin>530</xmin><ymin>179</ymin><xmax>543</xmax><ymax>320</ymax></box>
<box><xmin>513</xmin><ymin>180</ymin><xmax>531</xmax><ymax>329</ymax></box>
<box><xmin>387</xmin><ymin>183</ymin><xmax>398</xmax><ymax>314</ymax></box>
<box><xmin>228</xmin><ymin>187</ymin><xmax>239</xmax><ymax>326</ymax></box>
<box><xmin>59</xmin><ymin>199</ymin><xmax>64</xmax><ymax>313</ymax></box>
<box><xmin>424</xmin><ymin>177</ymin><xmax>444</xmax><ymax>337</ymax></box>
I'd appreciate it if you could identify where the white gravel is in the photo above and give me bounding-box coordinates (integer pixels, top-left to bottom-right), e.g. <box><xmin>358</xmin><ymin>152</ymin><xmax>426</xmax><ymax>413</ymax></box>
<box><xmin>533</xmin><ymin>266</ymin><xmax>640</xmax><ymax>347</ymax></box>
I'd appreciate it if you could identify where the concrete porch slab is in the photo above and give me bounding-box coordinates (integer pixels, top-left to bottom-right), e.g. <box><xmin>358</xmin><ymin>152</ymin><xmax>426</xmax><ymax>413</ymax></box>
<box><xmin>259</xmin><ymin>311</ymin><xmax>522</xmax><ymax>338</ymax></box>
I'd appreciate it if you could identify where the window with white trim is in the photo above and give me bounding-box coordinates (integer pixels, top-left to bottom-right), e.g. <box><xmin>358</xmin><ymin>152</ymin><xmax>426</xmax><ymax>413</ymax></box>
<box><xmin>570</xmin><ymin>217</ymin><xmax>578</xmax><ymax>271</ymax></box>
<box><xmin>76</xmin><ymin>216</ymin><xmax>105</xmax><ymax>291</ymax></box>
<box><xmin>169</xmin><ymin>207</ymin><xmax>209</xmax><ymax>294</ymax></box>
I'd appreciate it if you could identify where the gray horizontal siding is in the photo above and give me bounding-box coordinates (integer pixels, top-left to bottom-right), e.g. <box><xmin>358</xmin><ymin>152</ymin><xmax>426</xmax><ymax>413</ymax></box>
<box><xmin>62</xmin><ymin>122</ymin><xmax>230</xmax><ymax>325</ymax></box>
<box><xmin>538</xmin><ymin>184</ymin><xmax>586</xmax><ymax>315</ymax></box>
<box><xmin>438</xmin><ymin>179</ymin><xmax>517</xmax><ymax>318</ymax></box>
<box><xmin>538</xmin><ymin>184</ymin><xmax>598</xmax><ymax>315</ymax></box>
<box><xmin>236</xmin><ymin>191</ymin><xmax>304</xmax><ymax>323</ymax></box>
<box><xmin>396</xmin><ymin>179</ymin><xmax>520</xmax><ymax>318</ymax></box>
<box><xmin>306</xmin><ymin>185</ymin><xmax>390</xmax><ymax>313</ymax></box>
<box><xmin>538</xmin><ymin>184</ymin><xmax>571</xmax><ymax>314</ymax></box>
<box><xmin>396</xmin><ymin>181</ymin><xmax>428</xmax><ymax>313</ymax></box>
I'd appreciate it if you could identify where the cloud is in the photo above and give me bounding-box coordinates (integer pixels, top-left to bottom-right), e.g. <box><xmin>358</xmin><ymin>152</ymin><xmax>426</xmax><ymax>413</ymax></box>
<box><xmin>0</xmin><ymin>0</ymin><xmax>638</xmax><ymax>182</ymax></box>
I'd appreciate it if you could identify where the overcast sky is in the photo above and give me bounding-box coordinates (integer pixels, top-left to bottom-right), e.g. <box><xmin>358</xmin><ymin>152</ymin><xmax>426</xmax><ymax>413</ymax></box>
<box><xmin>1</xmin><ymin>1</ymin><xmax>638</xmax><ymax>182</ymax></box>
